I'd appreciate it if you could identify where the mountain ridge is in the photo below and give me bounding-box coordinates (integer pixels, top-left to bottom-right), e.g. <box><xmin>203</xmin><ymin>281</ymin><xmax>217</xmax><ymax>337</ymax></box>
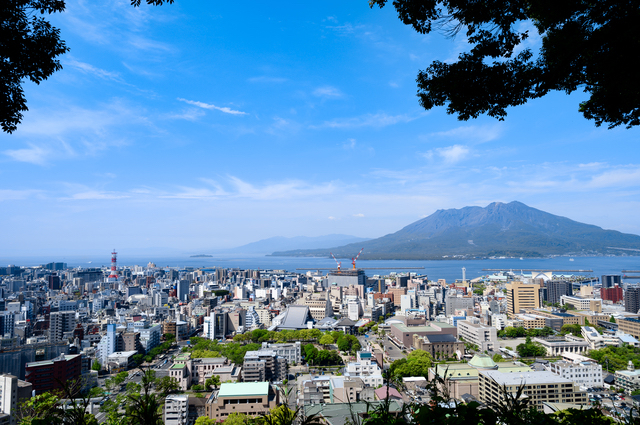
<box><xmin>270</xmin><ymin>201</ymin><xmax>640</xmax><ymax>260</ymax></box>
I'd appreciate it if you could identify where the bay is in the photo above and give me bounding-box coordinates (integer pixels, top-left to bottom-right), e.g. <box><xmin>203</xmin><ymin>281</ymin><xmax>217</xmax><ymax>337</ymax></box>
<box><xmin>2</xmin><ymin>253</ymin><xmax>639</xmax><ymax>284</ymax></box>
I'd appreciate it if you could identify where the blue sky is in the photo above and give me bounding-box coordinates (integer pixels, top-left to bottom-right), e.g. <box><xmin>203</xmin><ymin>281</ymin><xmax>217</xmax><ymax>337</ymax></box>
<box><xmin>1</xmin><ymin>1</ymin><xmax>639</xmax><ymax>256</ymax></box>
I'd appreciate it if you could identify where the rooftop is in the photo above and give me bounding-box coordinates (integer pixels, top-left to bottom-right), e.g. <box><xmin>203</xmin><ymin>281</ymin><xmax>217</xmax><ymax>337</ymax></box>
<box><xmin>218</xmin><ymin>382</ymin><xmax>269</xmax><ymax>398</ymax></box>
<box><xmin>481</xmin><ymin>370</ymin><xmax>574</xmax><ymax>386</ymax></box>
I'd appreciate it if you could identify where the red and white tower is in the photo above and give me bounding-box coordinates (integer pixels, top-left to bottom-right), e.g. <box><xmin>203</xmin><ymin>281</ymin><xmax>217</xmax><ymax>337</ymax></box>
<box><xmin>109</xmin><ymin>249</ymin><xmax>118</xmax><ymax>279</ymax></box>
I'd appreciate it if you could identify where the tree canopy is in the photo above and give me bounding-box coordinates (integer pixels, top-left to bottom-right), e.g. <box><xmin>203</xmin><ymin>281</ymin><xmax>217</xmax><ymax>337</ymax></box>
<box><xmin>1</xmin><ymin>0</ymin><xmax>174</xmax><ymax>134</ymax></box>
<box><xmin>370</xmin><ymin>0</ymin><xmax>640</xmax><ymax>129</ymax></box>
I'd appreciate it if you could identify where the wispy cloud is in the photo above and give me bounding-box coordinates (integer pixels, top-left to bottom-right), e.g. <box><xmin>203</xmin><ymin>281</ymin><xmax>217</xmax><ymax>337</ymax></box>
<box><xmin>65</xmin><ymin>190</ymin><xmax>131</xmax><ymax>200</ymax></box>
<box><xmin>343</xmin><ymin>138</ymin><xmax>357</xmax><ymax>149</ymax></box>
<box><xmin>167</xmin><ymin>108</ymin><xmax>206</xmax><ymax>121</ymax></box>
<box><xmin>0</xmin><ymin>189</ymin><xmax>40</xmax><ymax>201</ymax></box>
<box><xmin>177</xmin><ymin>98</ymin><xmax>247</xmax><ymax>116</ymax></box>
<box><xmin>425</xmin><ymin>124</ymin><xmax>503</xmax><ymax>144</ymax></box>
<box><xmin>353</xmin><ymin>213</ymin><xmax>364</xmax><ymax>218</ymax></box>
<box><xmin>589</xmin><ymin>167</ymin><xmax>640</xmax><ymax>188</ymax></box>
<box><xmin>313</xmin><ymin>86</ymin><xmax>344</xmax><ymax>99</ymax></box>
<box><xmin>64</xmin><ymin>58</ymin><xmax>122</xmax><ymax>81</ymax></box>
<box><xmin>315</xmin><ymin>112</ymin><xmax>421</xmax><ymax>129</ymax></box>
<box><xmin>3</xmin><ymin>145</ymin><xmax>52</xmax><ymax>165</ymax></box>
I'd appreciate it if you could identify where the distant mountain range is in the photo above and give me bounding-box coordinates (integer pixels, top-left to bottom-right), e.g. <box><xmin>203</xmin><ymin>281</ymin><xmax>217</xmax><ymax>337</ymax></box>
<box><xmin>271</xmin><ymin>201</ymin><xmax>640</xmax><ymax>260</ymax></box>
<box><xmin>225</xmin><ymin>234</ymin><xmax>371</xmax><ymax>254</ymax></box>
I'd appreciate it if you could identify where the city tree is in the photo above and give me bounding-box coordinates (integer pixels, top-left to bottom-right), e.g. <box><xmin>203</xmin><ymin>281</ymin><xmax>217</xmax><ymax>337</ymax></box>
<box><xmin>370</xmin><ymin>0</ymin><xmax>640</xmax><ymax>129</ymax></box>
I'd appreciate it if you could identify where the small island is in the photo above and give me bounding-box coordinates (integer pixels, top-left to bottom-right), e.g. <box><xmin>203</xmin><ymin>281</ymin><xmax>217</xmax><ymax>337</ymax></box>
<box><xmin>190</xmin><ymin>254</ymin><xmax>213</xmax><ymax>258</ymax></box>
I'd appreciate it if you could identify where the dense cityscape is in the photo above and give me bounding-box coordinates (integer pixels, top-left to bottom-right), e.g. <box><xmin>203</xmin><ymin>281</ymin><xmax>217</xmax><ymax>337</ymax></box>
<box><xmin>0</xmin><ymin>250</ymin><xmax>639</xmax><ymax>425</ymax></box>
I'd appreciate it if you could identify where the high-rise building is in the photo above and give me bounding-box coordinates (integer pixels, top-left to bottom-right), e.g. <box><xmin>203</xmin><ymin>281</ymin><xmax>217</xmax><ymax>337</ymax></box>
<box><xmin>625</xmin><ymin>286</ymin><xmax>640</xmax><ymax>314</ymax></box>
<box><xmin>602</xmin><ymin>275</ymin><xmax>622</xmax><ymax>289</ymax></box>
<box><xmin>48</xmin><ymin>274</ymin><xmax>61</xmax><ymax>290</ymax></box>
<box><xmin>545</xmin><ymin>280</ymin><xmax>572</xmax><ymax>305</ymax></box>
<box><xmin>176</xmin><ymin>280</ymin><xmax>189</xmax><ymax>303</ymax></box>
<box><xmin>241</xmin><ymin>350</ymin><xmax>287</xmax><ymax>382</ymax></box>
<box><xmin>49</xmin><ymin>311</ymin><xmax>76</xmax><ymax>343</ymax></box>
<box><xmin>506</xmin><ymin>281</ymin><xmax>540</xmax><ymax>315</ymax></box>
<box><xmin>97</xmin><ymin>324</ymin><xmax>117</xmax><ymax>364</ymax></box>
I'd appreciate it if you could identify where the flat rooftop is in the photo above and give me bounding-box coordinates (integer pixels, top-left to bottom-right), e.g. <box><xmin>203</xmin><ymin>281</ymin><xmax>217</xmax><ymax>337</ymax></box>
<box><xmin>218</xmin><ymin>382</ymin><xmax>269</xmax><ymax>398</ymax></box>
<box><xmin>481</xmin><ymin>370</ymin><xmax>573</xmax><ymax>386</ymax></box>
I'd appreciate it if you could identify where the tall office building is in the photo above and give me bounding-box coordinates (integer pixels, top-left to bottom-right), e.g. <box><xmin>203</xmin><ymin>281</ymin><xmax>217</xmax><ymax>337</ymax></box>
<box><xmin>546</xmin><ymin>280</ymin><xmax>572</xmax><ymax>305</ymax></box>
<box><xmin>506</xmin><ymin>281</ymin><xmax>540</xmax><ymax>315</ymax></box>
<box><xmin>49</xmin><ymin>311</ymin><xmax>76</xmax><ymax>343</ymax></box>
<box><xmin>625</xmin><ymin>286</ymin><xmax>640</xmax><ymax>314</ymax></box>
<box><xmin>97</xmin><ymin>323</ymin><xmax>117</xmax><ymax>364</ymax></box>
<box><xmin>48</xmin><ymin>274</ymin><xmax>61</xmax><ymax>290</ymax></box>
<box><xmin>176</xmin><ymin>280</ymin><xmax>189</xmax><ymax>303</ymax></box>
<box><xmin>602</xmin><ymin>275</ymin><xmax>622</xmax><ymax>289</ymax></box>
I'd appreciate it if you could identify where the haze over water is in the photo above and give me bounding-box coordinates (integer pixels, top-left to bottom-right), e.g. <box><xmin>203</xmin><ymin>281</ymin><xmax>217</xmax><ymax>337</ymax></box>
<box><xmin>2</xmin><ymin>254</ymin><xmax>639</xmax><ymax>283</ymax></box>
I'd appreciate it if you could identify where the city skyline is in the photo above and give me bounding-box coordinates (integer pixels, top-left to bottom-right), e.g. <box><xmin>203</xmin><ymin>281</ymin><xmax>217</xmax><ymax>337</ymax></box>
<box><xmin>1</xmin><ymin>1</ymin><xmax>639</xmax><ymax>256</ymax></box>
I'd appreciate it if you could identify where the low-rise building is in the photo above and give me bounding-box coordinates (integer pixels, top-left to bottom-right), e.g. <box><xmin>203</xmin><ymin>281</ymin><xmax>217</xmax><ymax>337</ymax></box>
<box><xmin>343</xmin><ymin>351</ymin><xmax>383</xmax><ymax>387</ymax></box>
<box><xmin>547</xmin><ymin>360</ymin><xmax>603</xmax><ymax>389</ymax></box>
<box><xmin>581</xmin><ymin>326</ymin><xmax>620</xmax><ymax>350</ymax></box>
<box><xmin>412</xmin><ymin>334</ymin><xmax>464</xmax><ymax>360</ymax></box>
<box><xmin>479</xmin><ymin>370</ymin><xmax>587</xmax><ymax>410</ymax></box>
<box><xmin>615</xmin><ymin>362</ymin><xmax>640</xmax><ymax>393</ymax></box>
<box><xmin>106</xmin><ymin>350</ymin><xmax>138</xmax><ymax>373</ymax></box>
<box><xmin>390</xmin><ymin>322</ymin><xmax>456</xmax><ymax>349</ymax></box>
<box><xmin>205</xmin><ymin>382</ymin><xmax>278</xmax><ymax>420</ymax></box>
<box><xmin>532</xmin><ymin>337</ymin><xmax>589</xmax><ymax>356</ymax></box>
<box><xmin>618</xmin><ymin>318</ymin><xmax>640</xmax><ymax>340</ymax></box>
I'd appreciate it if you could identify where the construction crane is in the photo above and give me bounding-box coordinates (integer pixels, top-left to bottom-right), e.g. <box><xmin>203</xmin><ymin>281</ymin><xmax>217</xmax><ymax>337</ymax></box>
<box><xmin>330</xmin><ymin>252</ymin><xmax>341</xmax><ymax>273</ymax></box>
<box><xmin>351</xmin><ymin>248</ymin><xmax>364</xmax><ymax>270</ymax></box>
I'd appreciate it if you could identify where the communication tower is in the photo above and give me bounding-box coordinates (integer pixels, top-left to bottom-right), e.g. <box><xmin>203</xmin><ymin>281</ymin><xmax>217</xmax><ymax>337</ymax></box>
<box><xmin>109</xmin><ymin>250</ymin><xmax>118</xmax><ymax>279</ymax></box>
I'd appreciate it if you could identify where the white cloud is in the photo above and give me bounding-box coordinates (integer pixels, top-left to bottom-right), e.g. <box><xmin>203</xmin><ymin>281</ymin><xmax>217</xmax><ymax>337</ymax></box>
<box><xmin>177</xmin><ymin>98</ymin><xmax>247</xmax><ymax>116</ymax></box>
<box><xmin>328</xmin><ymin>216</ymin><xmax>338</xmax><ymax>220</ymax></box>
<box><xmin>313</xmin><ymin>86</ymin><xmax>344</xmax><ymax>98</ymax></box>
<box><xmin>353</xmin><ymin>213</ymin><xmax>364</xmax><ymax>218</ymax></box>
<box><xmin>589</xmin><ymin>167</ymin><xmax>640</xmax><ymax>188</ymax></box>
<box><xmin>343</xmin><ymin>139</ymin><xmax>357</xmax><ymax>149</ymax></box>
<box><xmin>424</xmin><ymin>145</ymin><xmax>470</xmax><ymax>164</ymax></box>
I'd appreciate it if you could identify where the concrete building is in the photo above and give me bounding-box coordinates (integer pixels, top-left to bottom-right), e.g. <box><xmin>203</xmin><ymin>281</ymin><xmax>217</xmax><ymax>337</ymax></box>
<box><xmin>241</xmin><ymin>350</ymin><xmax>287</xmax><ymax>383</ymax></box>
<box><xmin>164</xmin><ymin>394</ymin><xmax>188</xmax><ymax>425</ymax></box>
<box><xmin>25</xmin><ymin>354</ymin><xmax>82</xmax><ymax>394</ymax></box>
<box><xmin>106</xmin><ymin>351</ymin><xmax>138</xmax><ymax>373</ymax></box>
<box><xmin>545</xmin><ymin>281</ymin><xmax>573</xmax><ymax>305</ymax></box>
<box><xmin>614</xmin><ymin>361</ymin><xmax>640</xmax><ymax>393</ymax></box>
<box><xmin>601</xmin><ymin>285</ymin><xmax>623</xmax><ymax>303</ymax></box>
<box><xmin>97</xmin><ymin>323</ymin><xmax>117</xmax><ymax>365</ymax></box>
<box><xmin>325</xmin><ymin>270</ymin><xmax>366</xmax><ymax>288</ymax></box>
<box><xmin>49</xmin><ymin>311</ymin><xmax>76</xmax><ymax>343</ymax></box>
<box><xmin>581</xmin><ymin>326</ymin><xmax>620</xmax><ymax>350</ymax></box>
<box><xmin>532</xmin><ymin>337</ymin><xmax>589</xmax><ymax>356</ymax></box>
<box><xmin>260</xmin><ymin>342</ymin><xmax>301</xmax><ymax>365</ymax></box>
<box><xmin>204</xmin><ymin>311</ymin><xmax>227</xmax><ymax>340</ymax></box>
<box><xmin>299</xmin><ymin>376</ymin><xmax>369</xmax><ymax>405</ymax></box>
<box><xmin>412</xmin><ymin>334</ymin><xmax>464</xmax><ymax>360</ymax></box>
<box><xmin>343</xmin><ymin>351</ymin><xmax>383</xmax><ymax>387</ymax></box>
<box><xmin>560</xmin><ymin>295</ymin><xmax>602</xmax><ymax>313</ymax></box>
<box><xmin>602</xmin><ymin>275</ymin><xmax>622</xmax><ymax>289</ymax></box>
<box><xmin>547</xmin><ymin>359</ymin><xmax>603</xmax><ymax>389</ymax></box>
<box><xmin>617</xmin><ymin>318</ymin><xmax>640</xmax><ymax>339</ymax></box>
<box><xmin>625</xmin><ymin>287</ymin><xmax>640</xmax><ymax>314</ymax></box>
<box><xmin>506</xmin><ymin>282</ymin><xmax>540</xmax><ymax>315</ymax></box>
<box><xmin>390</xmin><ymin>322</ymin><xmax>456</xmax><ymax>349</ymax></box>
<box><xmin>0</xmin><ymin>374</ymin><xmax>32</xmax><ymax>425</ymax></box>
<box><xmin>478</xmin><ymin>369</ymin><xmax>587</xmax><ymax>410</ymax></box>
<box><xmin>205</xmin><ymin>382</ymin><xmax>279</xmax><ymax>420</ymax></box>
<box><xmin>176</xmin><ymin>280</ymin><xmax>190</xmax><ymax>303</ymax></box>
<box><xmin>457</xmin><ymin>319</ymin><xmax>499</xmax><ymax>352</ymax></box>
<box><xmin>444</xmin><ymin>295</ymin><xmax>474</xmax><ymax>316</ymax></box>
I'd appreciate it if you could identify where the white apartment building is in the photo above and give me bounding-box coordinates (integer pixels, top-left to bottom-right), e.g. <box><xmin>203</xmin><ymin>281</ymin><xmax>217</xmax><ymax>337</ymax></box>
<box><xmin>0</xmin><ymin>374</ymin><xmax>32</xmax><ymax>425</ymax></box>
<box><xmin>344</xmin><ymin>351</ymin><xmax>383</xmax><ymax>387</ymax></box>
<box><xmin>547</xmin><ymin>360</ymin><xmax>603</xmax><ymax>389</ymax></box>
<box><xmin>260</xmin><ymin>341</ymin><xmax>302</xmax><ymax>365</ymax></box>
<box><xmin>164</xmin><ymin>394</ymin><xmax>188</xmax><ymax>425</ymax></box>
<box><xmin>581</xmin><ymin>326</ymin><xmax>620</xmax><ymax>350</ymax></box>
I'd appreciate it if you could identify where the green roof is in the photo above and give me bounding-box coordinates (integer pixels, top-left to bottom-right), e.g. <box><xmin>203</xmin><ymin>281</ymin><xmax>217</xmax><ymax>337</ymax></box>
<box><xmin>170</xmin><ymin>363</ymin><xmax>185</xmax><ymax>370</ymax></box>
<box><xmin>218</xmin><ymin>382</ymin><xmax>269</xmax><ymax>398</ymax></box>
<box><xmin>468</xmin><ymin>354</ymin><xmax>497</xmax><ymax>369</ymax></box>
